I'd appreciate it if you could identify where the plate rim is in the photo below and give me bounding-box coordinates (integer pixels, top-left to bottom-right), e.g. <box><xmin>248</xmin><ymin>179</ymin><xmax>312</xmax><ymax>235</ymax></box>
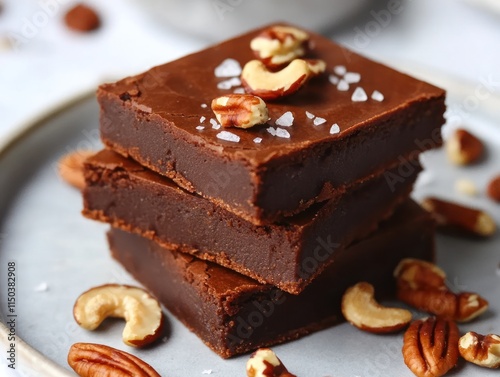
<box><xmin>0</xmin><ymin>91</ymin><xmax>95</xmax><ymax>377</ymax></box>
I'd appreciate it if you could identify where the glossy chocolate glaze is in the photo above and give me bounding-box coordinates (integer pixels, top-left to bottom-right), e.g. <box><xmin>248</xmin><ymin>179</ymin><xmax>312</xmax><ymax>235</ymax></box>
<box><xmin>108</xmin><ymin>200</ymin><xmax>435</xmax><ymax>358</ymax></box>
<box><xmin>98</xmin><ymin>24</ymin><xmax>445</xmax><ymax>225</ymax></box>
<box><xmin>83</xmin><ymin>149</ymin><xmax>421</xmax><ymax>294</ymax></box>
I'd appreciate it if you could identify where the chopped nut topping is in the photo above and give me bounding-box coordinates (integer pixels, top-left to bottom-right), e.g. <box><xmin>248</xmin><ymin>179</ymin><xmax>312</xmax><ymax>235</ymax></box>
<box><xmin>250</xmin><ymin>25</ymin><xmax>309</xmax><ymax>68</ymax></box>
<box><xmin>211</xmin><ymin>94</ymin><xmax>268</xmax><ymax>129</ymax></box>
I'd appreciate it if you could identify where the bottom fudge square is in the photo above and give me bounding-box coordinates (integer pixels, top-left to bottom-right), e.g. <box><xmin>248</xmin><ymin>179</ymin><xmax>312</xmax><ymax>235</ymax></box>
<box><xmin>84</xmin><ymin>149</ymin><xmax>421</xmax><ymax>294</ymax></box>
<box><xmin>107</xmin><ymin>200</ymin><xmax>435</xmax><ymax>358</ymax></box>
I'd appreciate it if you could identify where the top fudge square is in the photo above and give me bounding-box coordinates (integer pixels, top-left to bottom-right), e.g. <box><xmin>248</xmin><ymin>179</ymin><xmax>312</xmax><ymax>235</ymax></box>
<box><xmin>97</xmin><ymin>24</ymin><xmax>445</xmax><ymax>225</ymax></box>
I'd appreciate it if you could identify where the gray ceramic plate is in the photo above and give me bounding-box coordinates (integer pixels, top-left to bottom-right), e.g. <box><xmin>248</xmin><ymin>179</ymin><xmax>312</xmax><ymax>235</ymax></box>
<box><xmin>0</xmin><ymin>91</ymin><xmax>499</xmax><ymax>377</ymax></box>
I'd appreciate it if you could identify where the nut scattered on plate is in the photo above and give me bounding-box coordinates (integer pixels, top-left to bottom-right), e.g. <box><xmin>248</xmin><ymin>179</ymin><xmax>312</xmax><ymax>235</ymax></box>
<box><xmin>446</xmin><ymin>128</ymin><xmax>484</xmax><ymax>165</ymax></box>
<box><xmin>487</xmin><ymin>175</ymin><xmax>500</xmax><ymax>202</ymax></box>
<box><xmin>421</xmin><ymin>197</ymin><xmax>496</xmax><ymax>237</ymax></box>
<box><xmin>73</xmin><ymin>284</ymin><xmax>164</xmax><ymax>347</ymax></box>
<box><xmin>68</xmin><ymin>342</ymin><xmax>161</xmax><ymax>377</ymax></box>
<box><xmin>454</xmin><ymin>178</ymin><xmax>478</xmax><ymax>197</ymax></box>
<box><xmin>247</xmin><ymin>348</ymin><xmax>296</xmax><ymax>377</ymax></box>
<box><xmin>58</xmin><ymin>150</ymin><xmax>95</xmax><ymax>190</ymax></box>
<box><xmin>394</xmin><ymin>258</ymin><xmax>489</xmax><ymax>322</ymax></box>
<box><xmin>341</xmin><ymin>282</ymin><xmax>412</xmax><ymax>333</ymax></box>
<box><xmin>394</xmin><ymin>258</ymin><xmax>447</xmax><ymax>290</ymax></box>
<box><xmin>403</xmin><ymin>317</ymin><xmax>459</xmax><ymax>377</ymax></box>
<box><xmin>459</xmin><ymin>332</ymin><xmax>500</xmax><ymax>369</ymax></box>
<box><xmin>64</xmin><ymin>3</ymin><xmax>101</xmax><ymax>32</ymax></box>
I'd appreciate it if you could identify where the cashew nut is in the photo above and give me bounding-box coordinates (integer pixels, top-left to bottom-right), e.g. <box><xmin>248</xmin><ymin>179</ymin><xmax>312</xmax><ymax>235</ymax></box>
<box><xmin>73</xmin><ymin>284</ymin><xmax>164</xmax><ymax>347</ymax></box>
<box><xmin>341</xmin><ymin>282</ymin><xmax>412</xmax><ymax>333</ymax></box>
<box><xmin>241</xmin><ymin>59</ymin><xmax>325</xmax><ymax>100</ymax></box>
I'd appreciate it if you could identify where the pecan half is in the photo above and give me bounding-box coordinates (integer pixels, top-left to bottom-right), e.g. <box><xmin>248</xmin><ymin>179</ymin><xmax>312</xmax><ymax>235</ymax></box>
<box><xmin>58</xmin><ymin>150</ymin><xmax>95</xmax><ymax>190</ymax></box>
<box><xmin>403</xmin><ymin>317</ymin><xmax>459</xmax><ymax>377</ymax></box>
<box><xmin>421</xmin><ymin>197</ymin><xmax>496</xmax><ymax>237</ymax></box>
<box><xmin>211</xmin><ymin>94</ymin><xmax>268</xmax><ymax>129</ymax></box>
<box><xmin>68</xmin><ymin>343</ymin><xmax>161</xmax><ymax>377</ymax></box>
<box><xmin>394</xmin><ymin>259</ymin><xmax>489</xmax><ymax>322</ymax></box>
<box><xmin>487</xmin><ymin>175</ymin><xmax>500</xmax><ymax>202</ymax></box>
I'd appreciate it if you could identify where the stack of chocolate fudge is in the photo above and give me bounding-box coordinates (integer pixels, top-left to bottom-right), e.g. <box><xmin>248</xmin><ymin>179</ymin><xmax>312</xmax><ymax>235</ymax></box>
<box><xmin>82</xmin><ymin>25</ymin><xmax>446</xmax><ymax>358</ymax></box>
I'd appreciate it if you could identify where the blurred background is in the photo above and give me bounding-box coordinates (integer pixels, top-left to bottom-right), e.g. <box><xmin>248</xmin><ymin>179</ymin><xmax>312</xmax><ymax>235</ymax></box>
<box><xmin>0</xmin><ymin>0</ymin><xmax>499</xmax><ymax>140</ymax></box>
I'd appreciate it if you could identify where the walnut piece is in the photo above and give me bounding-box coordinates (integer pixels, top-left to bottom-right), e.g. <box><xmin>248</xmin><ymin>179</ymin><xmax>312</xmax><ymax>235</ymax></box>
<box><xmin>247</xmin><ymin>348</ymin><xmax>296</xmax><ymax>377</ymax></box>
<box><xmin>459</xmin><ymin>332</ymin><xmax>500</xmax><ymax>369</ymax></box>
<box><xmin>250</xmin><ymin>25</ymin><xmax>310</xmax><ymax>68</ymax></box>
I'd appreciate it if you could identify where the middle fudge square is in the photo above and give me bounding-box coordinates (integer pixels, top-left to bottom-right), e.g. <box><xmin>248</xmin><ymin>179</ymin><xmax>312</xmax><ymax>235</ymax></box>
<box><xmin>83</xmin><ymin>150</ymin><xmax>420</xmax><ymax>294</ymax></box>
<box><xmin>97</xmin><ymin>24</ymin><xmax>445</xmax><ymax>226</ymax></box>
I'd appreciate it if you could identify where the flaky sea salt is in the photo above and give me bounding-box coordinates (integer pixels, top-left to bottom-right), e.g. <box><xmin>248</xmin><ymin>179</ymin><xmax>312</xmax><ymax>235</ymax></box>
<box><xmin>328</xmin><ymin>75</ymin><xmax>339</xmax><ymax>85</ymax></box>
<box><xmin>275</xmin><ymin>111</ymin><xmax>294</xmax><ymax>127</ymax></box>
<box><xmin>313</xmin><ymin>117</ymin><xmax>326</xmax><ymax>126</ymax></box>
<box><xmin>266</xmin><ymin>127</ymin><xmax>277</xmax><ymax>136</ymax></box>
<box><xmin>253</xmin><ymin>137</ymin><xmax>263</xmax><ymax>144</ymax></box>
<box><xmin>217</xmin><ymin>80</ymin><xmax>232</xmax><ymax>90</ymax></box>
<box><xmin>337</xmin><ymin>80</ymin><xmax>349</xmax><ymax>91</ymax></box>
<box><xmin>371</xmin><ymin>90</ymin><xmax>384</xmax><ymax>102</ymax></box>
<box><xmin>201</xmin><ymin>103</ymin><xmax>208</xmax><ymax>108</ymax></box>
<box><xmin>214</xmin><ymin>58</ymin><xmax>242</xmax><ymax>77</ymax></box>
<box><xmin>305</xmin><ymin>111</ymin><xmax>315</xmax><ymax>119</ymax></box>
<box><xmin>200</xmin><ymin>116</ymin><xmax>206</xmax><ymax>123</ymax></box>
<box><xmin>276</xmin><ymin>128</ymin><xmax>291</xmax><ymax>138</ymax></box>
<box><xmin>333</xmin><ymin>65</ymin><xmax>347</xmax><ymax>76</ymax></box>
<box><xmin>233</xmin><ymin>87</ymin><xmax>245</xmax><ymax>94</ymax></box>
<box><xmin>196</xmin><ymin>126</ymin><xmax>205</xmax><ymax>131</ymax></box>
<box><xmin>216</xmin><ymin>131</ymin><xmax>240</xmax><ymax>142</ymax></box>
<box><xmin>329</xmin><ymin>123</ymin><xmax>340</xmax><ymax>134</ymax></box>
<box><xmin>217</xmin><ymin>77</ymin><xmax>242</xmax><ymax>90</ymax></box>
<box><xmin>209</xmin><ymin>118</ymin><xmax>221</xmax><ymax>130</ymax></box>
<box><xmin>351</xmin><ymin>87</ymin><xmax>368</xmax><ymax>102</ymax></box>
<box><xmin>344</xmin><ymin>72</ymin><xmax>361</xmax><ymax>84</ymax></box>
